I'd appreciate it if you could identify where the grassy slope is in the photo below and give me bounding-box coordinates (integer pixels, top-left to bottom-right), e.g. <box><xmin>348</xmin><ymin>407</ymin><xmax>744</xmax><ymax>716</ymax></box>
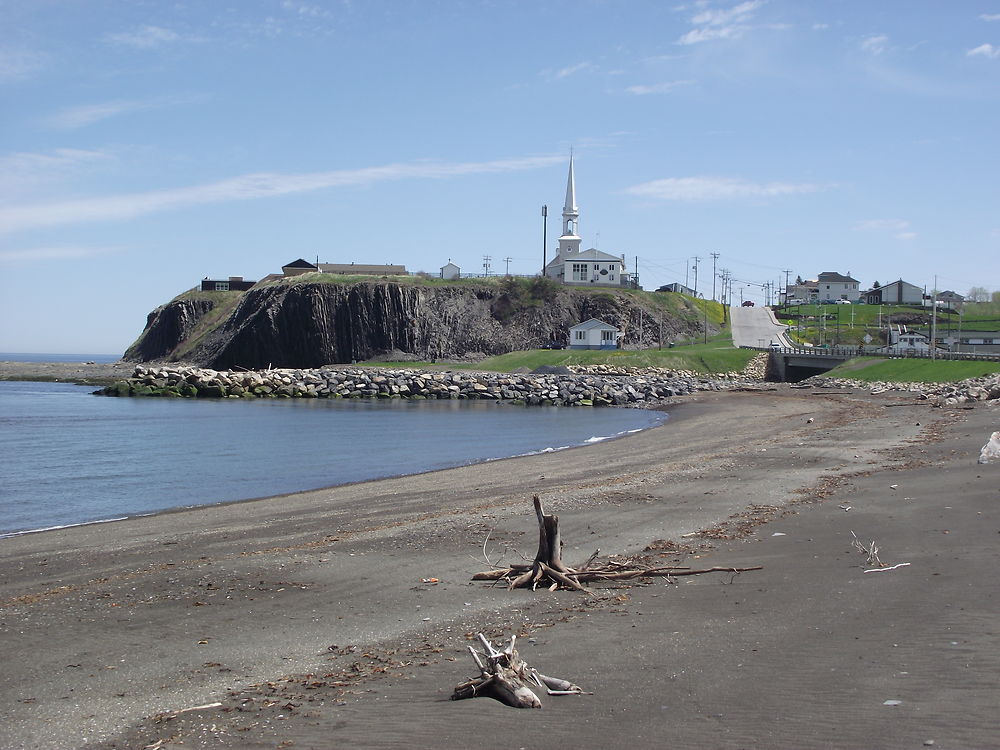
<box><xmin>824</xmin><ymin>357</ymin><xmax>1000</xmax><ymax>383</ymax></box>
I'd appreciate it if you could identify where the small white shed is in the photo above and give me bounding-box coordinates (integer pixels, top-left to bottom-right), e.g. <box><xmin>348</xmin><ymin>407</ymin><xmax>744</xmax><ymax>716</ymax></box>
<box><xmin>440</xmin><ymin>262</ymin><xmax>461</xmax><ymax>280</ymax></box>
<box><xmin>569</xmin><ymin>318</ymin><xmax>619</xmax><ymax>350</ymax></box>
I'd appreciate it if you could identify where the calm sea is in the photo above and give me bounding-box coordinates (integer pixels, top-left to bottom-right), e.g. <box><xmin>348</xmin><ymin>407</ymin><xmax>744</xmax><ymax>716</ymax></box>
<box><xmin>0</xmin><ymin>380</ymin><xmax>664</xmax><ymax>537</ymax></box>
<box><xmin>0</xmin><ymin>352</ymin><xmax>121</xmax><ymax>363</ymax></box>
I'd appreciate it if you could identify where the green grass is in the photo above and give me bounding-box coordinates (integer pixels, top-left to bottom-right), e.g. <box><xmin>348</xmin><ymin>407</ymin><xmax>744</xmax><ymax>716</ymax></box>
<box><xmin>824</xmin><ymin>357</ymin><xmax>1000</xmax><ymax>383</ymax></box>
<box><xmin>462</xmin><ymin>339</ymin><xmax>754</xmax><ymax>374</ymax></box>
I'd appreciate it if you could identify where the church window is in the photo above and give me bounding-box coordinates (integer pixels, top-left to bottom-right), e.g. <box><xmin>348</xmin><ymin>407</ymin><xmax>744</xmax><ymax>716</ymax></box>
<box><xmin>572</xmin><ymin>263</ymin><xmax>587</xmax><ymax>281</ymax></box>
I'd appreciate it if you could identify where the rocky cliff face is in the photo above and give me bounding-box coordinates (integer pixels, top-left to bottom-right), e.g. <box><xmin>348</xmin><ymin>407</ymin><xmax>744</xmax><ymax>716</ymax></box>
<box><xmin>125</xmin><ymin>279</ymin><xmax>712</xmax><ymax>368</ymax></box>
<box><xmin>124</xmin><ymin>297</ymin><xmax>217</xmax><ymax>362</ymax></box>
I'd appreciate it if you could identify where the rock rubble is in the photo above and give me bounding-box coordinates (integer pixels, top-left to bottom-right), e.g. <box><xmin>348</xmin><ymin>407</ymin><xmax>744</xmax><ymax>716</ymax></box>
<box><xmin>101</xmin><ymin>364</ymin><xmax>764</xmax><ymax>407</ymax></box>
<box><xmin>803</xmin><ymin>372</ymin><xmax>1000</xmax><ymax>406</ymax></box>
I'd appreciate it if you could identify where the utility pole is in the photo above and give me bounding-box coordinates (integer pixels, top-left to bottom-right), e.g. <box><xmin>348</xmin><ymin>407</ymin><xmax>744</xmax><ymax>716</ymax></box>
<box><xmin>503</xmin><ymin>256</ymin><xmax>512</xmax><ymax>275</ymax></box>
<box><xmin>931</xmin><ymin>275</ymin><xmax>938</xmax><ymax>360</ymax></box>
<box><xmin>782</xmin><ymin>269</ymin><xmax>791</xmax><ymax>305</ymax></box>
<box><xmin>692</xmin><ymin>256</ymin><xmax>701</xmax><ymax>299</ymax></box>
<box><xmin>541</xmin><ymin>205</ymin><xmax>547</xmax><ymax>276</ymax></box>
<box><xmin>711</xmin><ymin>252</ymin><xmax>720</xmax><ymax>302</ymax></box>
<box><xmin>482</xmin><ymin>255</ymin><xmax>492</xmax><ymax>276</ymax></box>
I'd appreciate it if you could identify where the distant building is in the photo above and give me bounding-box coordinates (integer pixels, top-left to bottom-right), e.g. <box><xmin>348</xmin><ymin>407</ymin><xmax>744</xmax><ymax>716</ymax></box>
<box><xmin>440</xmin><ymin>262</ymin><xmax>461</xmax><ymax>280</ymax></box>
<box><xmin>200</xmin><ymin>275</ymin><xmax>256</xmax><ymax>292</ymax></box>
<box><xmin>568</xmin><ymin>318</ymin><xmax>619</xmax><ymax>350</ymax></box>
<box><xmin>816</xmin><ymin>271</ymin><xmax>860</xmax><ymax>302</ymax></box>
<box><xmin>280</xmin><ymin>259</ymin><xmax>408</xmax><ymax>277</ymax></box>
<box><xmin>657</xmin><ymin>283</ymin><xmax>696</xmax><ymax>296</ymax></box>
<box><xmin>281</xmin><ymin>258</ymin><xmax>319</xmax><ymax>276</ymax></box>
<box><xmin>937</xmin><ymin>290</ymin><xmax>965</xmax><ymax>309</ymax></box>
<box><xmin>543</xmin><ymin>157</ymin><xmax>634</xmax><ymax>288</ymax></box>
<box><xmin>862</xmin><ymin>279</ymin><xmax>923</xmax><ymax>305</ymax></box>
<box><xmin>944</xmin><ymin>331</ymin><xmax>1000</xmax><ymax>354</ymax></box>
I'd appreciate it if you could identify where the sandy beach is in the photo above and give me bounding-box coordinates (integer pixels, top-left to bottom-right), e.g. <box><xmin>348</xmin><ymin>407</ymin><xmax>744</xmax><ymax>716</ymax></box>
<box><xmin>1</xmin><ymin>386</ymin><xmax>997</xmax><ymax>749</ymax></box>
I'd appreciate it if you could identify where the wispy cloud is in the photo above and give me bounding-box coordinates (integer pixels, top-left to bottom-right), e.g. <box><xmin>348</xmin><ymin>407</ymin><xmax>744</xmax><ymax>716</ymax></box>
<box><xmin>624</xmin><ymin>80</ymin><xmax>693</xmax><ymax>95</ymax></box>
<box><xmin>860</xmin><ymin>34</ymin><xmax>889</xmax><ymax>55</ymax></box>
<box><xmin>104</xmin><ymin>25</ymin><xmax>200</xmax><ymax>49</ymax></box>
<box><xmin>545</xmin><ymin>62</ymin><xmax>596</xmax><ymax>80</ymax></box>
<box><xmin>0</xmin><ymin>245</ymin><xmax>119</xmax><ymax>264</ymax></box>
<box><xmin>0</xmin><ymin>155</ymin><xmax>563</xmax><ymax>235</ymax></box>
<box><xmin>0</xmin><ymin>148</ymin><xmax>113</xmax><ymax>199</ymax></box>
<box><xmin>44</xmin><ymin>95</ymin><xmax>204</xmax><ymax>129</ymax></box>
<box><xmin>980</xmin><ymin>13</ymin><xmax>1000</xmax><ymax>21</ymax></box>
<box><xmin>967</xmin><ymin>43</ymin><xmax>1000</xmax><ymax>59</ymax></box>
<box><xmin>624</xmin><ymin>176</ymin><xmax>820</xmax><ymax>201</ymax></box>
<box><xmin>855</xmin><ymin>218</ymin><xmax>916</xmax><ymax>240</ymax></box>
<box><xmin>0</xmin><ymin>46</ymin><xmax>47</xmax><ymax>82</ymax></box>
<box><xmin>677</xmin><ymin>0</ymin><xmax>763</xmax><ymax>45</ymax></box>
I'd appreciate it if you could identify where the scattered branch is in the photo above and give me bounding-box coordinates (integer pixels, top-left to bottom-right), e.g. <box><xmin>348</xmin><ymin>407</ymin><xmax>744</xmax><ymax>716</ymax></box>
<box><xmin>472</xmin><ymin>496</ymin><xmax>762</xmax><ymax>592</ymax></box>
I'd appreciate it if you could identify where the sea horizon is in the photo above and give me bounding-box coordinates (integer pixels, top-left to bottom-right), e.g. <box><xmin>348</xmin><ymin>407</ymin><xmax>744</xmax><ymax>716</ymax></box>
<box><xmin>0</xmin><ymin>352</ymin><xmax>122</xmax><ymax>364</ymax></box>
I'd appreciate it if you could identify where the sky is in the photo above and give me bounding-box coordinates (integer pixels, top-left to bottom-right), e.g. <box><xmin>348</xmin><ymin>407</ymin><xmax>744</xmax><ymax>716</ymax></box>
<box><xmin>2</xmin><ymin>0</ymin><xmax>999</xmax><ymax>354</ymax></box>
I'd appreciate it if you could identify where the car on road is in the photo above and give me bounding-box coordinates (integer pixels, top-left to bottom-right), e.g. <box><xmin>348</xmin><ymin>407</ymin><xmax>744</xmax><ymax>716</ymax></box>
<box><xmin>835</xmin><ymin>299</ymin><xmax>852</xmax><ymax>304</ymax></box>
<box><xmin>768</xmin><ymin>341</ymin><xmax>782</xmax><ymax>350</ymax></box>
<box><xmin>741</xmin><ymin>300</ymin><xmax>755</xmax><ymax>307</ymax></box>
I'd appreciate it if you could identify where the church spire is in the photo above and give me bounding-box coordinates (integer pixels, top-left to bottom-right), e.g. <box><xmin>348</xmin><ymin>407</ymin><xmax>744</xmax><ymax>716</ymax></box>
<box><xmin>561</xmin><ymin>153</ymin><xmax>579</xmax><ymax>239</ymax></box>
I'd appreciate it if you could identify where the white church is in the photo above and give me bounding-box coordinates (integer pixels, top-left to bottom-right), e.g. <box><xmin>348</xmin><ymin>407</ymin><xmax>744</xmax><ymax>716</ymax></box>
<box><xmin>543</xmin><ymin>157</ymin><xmax>633</xmax><ymax>288</ymax></box>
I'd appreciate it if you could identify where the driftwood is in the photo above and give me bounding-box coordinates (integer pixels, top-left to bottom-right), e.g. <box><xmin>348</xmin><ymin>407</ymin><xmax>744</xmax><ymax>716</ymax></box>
<box><xmin>473</xmin><ymin>495</ymin><xmax>762</xmax><ymax>592</ymax></box>
<box><xmin>450</xmin><ymin>633</ymin><xmax>586</xmax><ymax>708</ymax></box>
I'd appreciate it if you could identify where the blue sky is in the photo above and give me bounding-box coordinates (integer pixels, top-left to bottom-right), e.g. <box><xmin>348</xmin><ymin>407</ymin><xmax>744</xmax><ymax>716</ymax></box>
<box><xmin>2</xmin><ymin>0</ymin><xmax>999</xmax><ymax>354</ymax></box>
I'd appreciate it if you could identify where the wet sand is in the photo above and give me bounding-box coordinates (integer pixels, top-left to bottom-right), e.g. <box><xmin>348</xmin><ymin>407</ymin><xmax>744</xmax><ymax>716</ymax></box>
<box><xmin>0</xmin><ymin>387</ymin><xmax>997</xmax><ymax>749</ymax></box>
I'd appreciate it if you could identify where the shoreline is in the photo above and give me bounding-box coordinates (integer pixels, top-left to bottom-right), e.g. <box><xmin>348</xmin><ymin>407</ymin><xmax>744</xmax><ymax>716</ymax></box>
<box><xmin>1</xmin><ymin>388</ymin><xmax>997</xmax><ymax>748</ymax></box>
<box><xmin>0</xmin><ymin>405</ymin><xmax>669</xmax><ymax>540</ymax></box>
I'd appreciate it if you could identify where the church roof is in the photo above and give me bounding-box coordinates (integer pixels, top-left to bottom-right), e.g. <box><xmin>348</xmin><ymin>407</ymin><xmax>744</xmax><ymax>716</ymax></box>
<box><xmin>282</xmin><ymin>258</ymin><xmax>318</xmax><ymax>270</ymax></box>
<box><xmin>575</xmin><ymin>248</ymin><xmax>624</xmax><ymax>262</ymax></box>
<box><xmin>564</xmin><ymin>155</ymin><xmax>577</xmax><ymax>213</ymax></box>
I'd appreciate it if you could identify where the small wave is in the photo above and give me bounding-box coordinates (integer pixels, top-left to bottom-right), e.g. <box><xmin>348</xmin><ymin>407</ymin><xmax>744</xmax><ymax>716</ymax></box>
<box><xmin>0</xmin><ymin>515</ymin><xmax>130</xmax><ymax>539</ymax></box>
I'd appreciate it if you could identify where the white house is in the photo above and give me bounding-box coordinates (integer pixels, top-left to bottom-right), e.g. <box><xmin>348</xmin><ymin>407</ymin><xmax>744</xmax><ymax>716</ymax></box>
<box><xmin>862</xmin><ymin>279</ymin><xmax>924</xmax><ymax>305</ymax></box>
<box><xmin>543</xmin><ymin>157</ymin><xmax>632</xmax><ymax>288</ymax></box>
<box><xmin>816</xmin><ymin>271</ymin><xmax>860</xmax><ymax>302</ymax></box>
<box><xmin>568</xmin><ymin>318</ymin><xmax>619</xmax><ymax>350</ymax></box>
<box><xmin>440</xmin><ymin>262</ymin><xmax>461</xmax><ymax>280</ymax></box>
<box><xmin>876</xmin><ymin>328</ymin><xmax>937</xmax><ymax>354</ymax></box>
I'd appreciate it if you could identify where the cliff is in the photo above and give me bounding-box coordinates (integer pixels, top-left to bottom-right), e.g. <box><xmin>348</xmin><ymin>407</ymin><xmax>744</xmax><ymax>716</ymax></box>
<box><xmin>124</xmin><ymin>276</ymin><xmax>716</xmax><ymax>368</ymax></box>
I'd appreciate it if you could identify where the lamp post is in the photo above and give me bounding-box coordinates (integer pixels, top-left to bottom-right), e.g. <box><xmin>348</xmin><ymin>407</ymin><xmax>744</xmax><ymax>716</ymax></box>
<box><xmin>541</xmin><ymin>205</ymin><xmax>547</xmax><ymax>276</ymax></box>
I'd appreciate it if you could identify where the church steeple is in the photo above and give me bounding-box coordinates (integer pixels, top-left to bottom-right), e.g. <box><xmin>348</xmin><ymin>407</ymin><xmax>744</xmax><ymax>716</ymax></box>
<box><xmin>557</xmin><ymin>154</ymin><xmax>582</xmax><ymax>258</ymax></box>
<box><xmin>562</xmin><ymin>153</ymin><xmax>579</xmax><ymax>238</ymax></box>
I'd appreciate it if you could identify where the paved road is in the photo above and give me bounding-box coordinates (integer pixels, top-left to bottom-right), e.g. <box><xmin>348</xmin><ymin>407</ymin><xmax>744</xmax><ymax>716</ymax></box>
<box><xmin>729</xmin><ymin>305</ymin><xmax>791</xmax><ymax>348</ymax></box>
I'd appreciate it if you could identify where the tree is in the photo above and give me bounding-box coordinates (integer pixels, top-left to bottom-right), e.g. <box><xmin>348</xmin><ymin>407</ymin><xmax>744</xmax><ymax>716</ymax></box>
<box><xmin>993</xmin><ymin>291</ymin><xmax>1000</xmax><ymax>305</ymax></box>
<box><xmin>872</xmin><ymin>280</ymin><xmax>881</xmax><ymax>289</ymax></box>
<box><xmin>967</xmin><ymin>286</ymin><xmax>990</xmax><ymax>303</ymax></box>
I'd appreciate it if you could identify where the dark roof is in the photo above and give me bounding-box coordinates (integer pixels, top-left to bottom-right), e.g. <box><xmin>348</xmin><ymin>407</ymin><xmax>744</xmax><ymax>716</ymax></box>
<box><xmin>569</xmin><ymin>318</ymin><xmax>618</xmax><ymax>331</ymax></box>
<box><xmin>282</xmin><ymin>258</ymin><xmax>318</xmax><ymax>270</ymax></box>
<box><xmin>817</xmin><ymin>271</ymin><xmax>859</xmax><ymax>283</ymax></box>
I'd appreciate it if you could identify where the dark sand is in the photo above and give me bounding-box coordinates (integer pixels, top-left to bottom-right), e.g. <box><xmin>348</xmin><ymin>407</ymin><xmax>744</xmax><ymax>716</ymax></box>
<box><xmin>1</xmin><ymin>387</ymin><xmax>997</xmax><ymax>749</ymax></box>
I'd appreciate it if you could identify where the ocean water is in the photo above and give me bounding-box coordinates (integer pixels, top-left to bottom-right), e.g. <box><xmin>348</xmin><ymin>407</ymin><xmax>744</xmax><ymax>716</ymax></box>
<box><xmin>0</xmin><ymin>352</ymin><xmax>121</xmax><ymax>363</ymax></box>
<box><xmin>0</xmin><ymin>381</ymin><xmax>664</xmax><ymax>537</ymax></box>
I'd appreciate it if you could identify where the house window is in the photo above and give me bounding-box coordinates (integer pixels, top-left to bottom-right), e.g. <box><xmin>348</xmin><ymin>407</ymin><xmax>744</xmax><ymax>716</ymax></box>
<box><xmin>601</xmin><ymin>330</ymin><xmax>615</xmax><ymax>342</ymax></box>
<box><xmin>572</xmin><ymin>263</ymin><xmax>588</xmax><ymax>281</ymax></box>
<box><xmin>985</xmin><ymin>339</ymin><xmax>994</xmax><ymax>345</ymax></box>
<box><xmin>215</xmin><ymin>281</ymin><xmax>230</xmax><ymax>291</ymax></box>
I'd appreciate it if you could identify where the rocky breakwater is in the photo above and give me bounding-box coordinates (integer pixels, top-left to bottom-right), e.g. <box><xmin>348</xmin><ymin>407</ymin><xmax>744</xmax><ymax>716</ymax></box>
<box><xmin>567</xmin><ymin>352</ymin><xmax>768</xmax><ymax>381</ymax></box>
<box><xmin>100</xmin><ymin>365</ymin><xmax>743</xmax><ymax>406</ymax></box>
<box><xmin>804</xmin><ymin>372</ymin><xmax>1000</xmax><ymax>406</ymax></box>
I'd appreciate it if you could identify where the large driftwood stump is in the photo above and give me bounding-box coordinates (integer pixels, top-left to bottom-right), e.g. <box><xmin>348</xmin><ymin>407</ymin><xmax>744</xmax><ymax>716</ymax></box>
<box><xmin>450</xmin><ymin>633</ymin><xmax>584</xmax><ymax>709</ymax></box>
<box><xmin>473</xmin><ymin>495</ymin><xmax>762</xmax><ymax>592</ymax></box>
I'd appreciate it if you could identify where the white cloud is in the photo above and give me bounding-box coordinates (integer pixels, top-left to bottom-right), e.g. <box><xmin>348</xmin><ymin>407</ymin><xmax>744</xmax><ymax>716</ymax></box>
<box><xmin>967</xmin><ymin>43</ymin><xmax>1000</xmax><ymax>59</ymax></box>
<box><xmin>855</xmin><ymin>218</ymin><xmax>916</xmax><ymax>240</ymax></box>
<box><xmin>44</xmin><ymin>95</ymin><xmax>203</xmax><ymax>129</ymax></box>
<box><xmin>691</xmin><ymin>0</ymin><xmax>763</xmax><ymax>27</ymax></box>
<box><xmin>104</xmin><ymin>25</ymin><xmax>194</xmax><ymax>49</ymax></box>
<box><xmin>980</xmin><ymin>13</ymin><xmax>1000</xmax><ymax>21</ymax></box>
<box><xmin>624</xmin><ymin>176</ymin><xmax>820</xmax><ymax>201</ymax></box>
<box><xmin>0</xmin><ymin>148</ymin><xmax>113</xmax><ymax>199</ymax></box>
<box><xmin>624</xmin><ymin>80</ymin><xmax>693</xmax><ymax>95</ymax></box>
<box><xmin>861</xmin><ymin>34</ymin><xmax>889</xmax><ymax>55</ymax></box>
<box><xmin>0</xmin><ymin>155</ymin><xmax>563</xmax><ymax>235</ymax></box>
<box><xmin>678</xmin><ymin>0</ymin><xmax>763</xmax><ymax>45</ymax></box>
<box><xmin>549</xmin><ymin>62</ymin><xmax>595</xmax><ymax>80</ymax></box>
<box><xmin>0</xmin><ymin>245</ymin><xmax>118</xmax><ymax>264</ymax></box>
<box><xmin>0</xmin><ymin>46</ymin><xmax>47</xmax><ymax>82</ymax></box>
